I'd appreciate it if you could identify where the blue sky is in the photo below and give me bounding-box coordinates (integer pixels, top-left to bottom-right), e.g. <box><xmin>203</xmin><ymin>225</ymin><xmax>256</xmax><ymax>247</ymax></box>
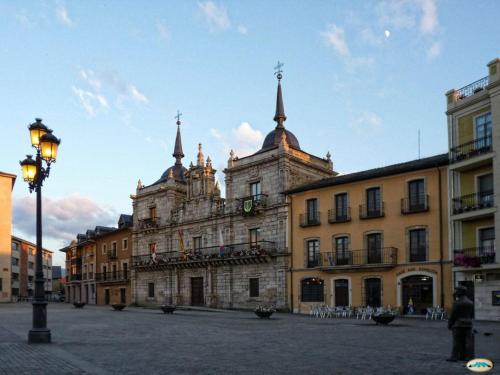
<box><xmin>1</xmin><ymin>0</ymin><xmax>499</xmax><ymax>266</ymax></box>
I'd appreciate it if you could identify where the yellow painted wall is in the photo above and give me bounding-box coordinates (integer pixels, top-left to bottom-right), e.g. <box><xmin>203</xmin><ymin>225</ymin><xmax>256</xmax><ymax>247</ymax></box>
<box><xmin>459</xmin><ymin>165</ymin><xmax>492</xmax><ymax>195</ymax></box>
<box><xmin>457</xmin><ymin>107</ymin><xmax>490</xmax><ymax>144</ymax></box>
<box><xmin>0</xmin><ymin>172</ymin><xmax>16</xmax><ymax>302</ymax></box>
<box><xmin>461</xmin><ymin>218</ymin><xmax>494</xmax><ymax>249</ymax></box>
<box><xmin>288</xmin><ymin>165</ymin><xmax>452</xmax><ymax>313</ymax></box>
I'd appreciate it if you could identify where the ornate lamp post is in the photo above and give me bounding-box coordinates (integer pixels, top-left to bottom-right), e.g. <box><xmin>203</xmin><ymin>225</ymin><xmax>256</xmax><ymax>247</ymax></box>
<box><xmin>20</xmin><ymin>118</ymin><xmax>61</xmax><ymax>344</ymax></box>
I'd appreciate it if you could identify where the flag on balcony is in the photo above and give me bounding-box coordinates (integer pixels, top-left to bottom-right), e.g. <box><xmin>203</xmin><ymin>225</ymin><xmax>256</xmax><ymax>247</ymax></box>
<box><xmin>150</xmin><ymin>243</ymin><xmax>157</xmax><ymax>263</ymax></box>
<box><xmin>219</xmin><ymin>228</ymin><xmax>225</xmax><ymax>256</ymax></box>
<box><xmin>178</xmin><ymin>229</ymin><xmax>185</xmax><ymax>254</ymax></box>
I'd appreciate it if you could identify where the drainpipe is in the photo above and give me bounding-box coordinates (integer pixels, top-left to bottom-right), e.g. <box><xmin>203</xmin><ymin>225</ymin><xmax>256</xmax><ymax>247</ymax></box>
<box><xmin>289</xmin><ymin>194</ymin><xmax>294</xmax><ymax>314</ymax></box>
<box><xmin>438</xmin><ymin>166</ymin><xmax>445</xmax><ymax>307</ymax></box>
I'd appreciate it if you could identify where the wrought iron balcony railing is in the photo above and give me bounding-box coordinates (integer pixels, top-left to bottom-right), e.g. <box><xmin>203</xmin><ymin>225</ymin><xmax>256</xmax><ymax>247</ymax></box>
<box><xmin>321</xmin><ymin>247</ymin><xmax>398</xmax><ymax>268</ymax></box>
<box><xmin>328</xmin><ymin>208</ymin><xmax>351</xmax><ymax>223</ymax></box>
<box><xmin>452</xmin><ymin>190</ymin><xmax>494</xmax><ymax>214</ymax></box>
<box><xmin>69</xmin><ymin>274</ymin><xmax>82</xmax><ymax>281</ymax></box>
<box><xmin>138</xmin><ymin>217</ymin><xmax>160</xmax><ymax>230</ymax></box>
<box><xmin>95</xmin><ymin>271</ymin><xmax>129</xmax><ymax>282</ymax></box>
<box><xmin>401</xmin><ymin>195</ymin><xmax>429</xmax><ymax>214</ymax></box>
<box><xmin>450</xmin><ymin>135</ymin><xmax>492</xmax><ymax>162</ymax></box>
<box><xmin>359</xmin><ymin>203</ymin><xmax>385</xmax><ymax>219</ymax></box>
<box><xmin>454</xmin><ymin>247</ymin><xmax>496</xmax><ymax>267</ymax></box>
<box><xmin>107</xmin><ymin>250</ymin><xmax>118</xmax><ymax>259</ymax></box>
<box><xmin>457</xmin><ymin>76</ymin><xmax>489</xmax><ymax>99</ymax></box>
<box><xmin>300</xmin><ymin>212</ymin><xmax>321</xmax><ymax>227</ymax></box>
<box><xmin>238</xmin><ymin>194</ymin><xmax>268</xmax><ymax>216</ymax></box>
<box><xmin>132</xmin><ymin>240</ymin><xmax>276</xmax><ymax>268</ymax></box>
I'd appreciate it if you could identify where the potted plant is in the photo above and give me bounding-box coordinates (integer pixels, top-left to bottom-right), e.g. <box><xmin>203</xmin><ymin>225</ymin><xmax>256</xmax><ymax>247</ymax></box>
<box><xmin>160</xmin><ymin>305</ymin><xmax>176</xmax><ymax>314</ymax></box>
<box><xmin>73</xmin><ymin>301</ymin><xmax>85</xmax><ymax>308</ymax></box>
<box><xmin>254</xmin><ymin>305</ymin><xmax>276</xmax><ymax>319</ymax></box>
<box><xmin>372</xmin><ymin>308</ymin><xmax>396</xmax><ymax>325</ymax></box>
<box><xmin>112</xmin><ymin>303</ymin><xmax>126</xmax><ymax>311</ymax></box>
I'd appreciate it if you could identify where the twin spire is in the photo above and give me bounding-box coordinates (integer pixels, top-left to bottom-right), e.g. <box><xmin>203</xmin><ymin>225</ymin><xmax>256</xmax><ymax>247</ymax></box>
<box><xmin>173</xmin><ymin>111</ymin><xmax>184</xmax><ymax>165</ymax></box>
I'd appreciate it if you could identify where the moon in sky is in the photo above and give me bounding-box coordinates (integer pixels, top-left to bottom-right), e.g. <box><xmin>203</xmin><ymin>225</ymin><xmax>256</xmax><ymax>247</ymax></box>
<box><xmin>384</xmin><ymin>30</ymin><xmax>391</xmax><ymax>38</ymax></box>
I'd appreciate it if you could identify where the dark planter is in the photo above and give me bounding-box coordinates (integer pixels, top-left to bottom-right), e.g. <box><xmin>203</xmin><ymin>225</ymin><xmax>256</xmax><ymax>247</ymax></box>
<box><xmin>112</xmin><ymin>303</ymin><xmax>126</xmax><ymax>311</ymax></box>
<box><xmin>73</xmin><ymin>302</ymin><xmax>85</xmax><ymax>308</ymax></box>
<box><xmin>255</xmin><ymin>310</ymin><xmax>274</xmax><ymax>319</ymax></box>
<box><xmin>372</xmin><ymin>313</ymin><xmax>396</xmax><ymax>325</ymax></box>
<box><xmin>160</xmin><ymin>305</ymin><xmax>176</xmax><ymax>314</ymax></box>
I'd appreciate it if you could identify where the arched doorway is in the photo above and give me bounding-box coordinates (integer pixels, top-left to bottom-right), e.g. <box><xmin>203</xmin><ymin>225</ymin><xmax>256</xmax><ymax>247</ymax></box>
<box><xmin>402</xmin><ymin>275</ymin><xmax>433</xmax><ymax>315</ymax></box>
<box><xmin>364</xmin><ymin>278</ymin><xmax>381</xmax><ymax>307</ymax></box>
<box><xmin>334</xmin><ymin>279</ymin><xmax>349</xmax><ymax>307</ymax></box>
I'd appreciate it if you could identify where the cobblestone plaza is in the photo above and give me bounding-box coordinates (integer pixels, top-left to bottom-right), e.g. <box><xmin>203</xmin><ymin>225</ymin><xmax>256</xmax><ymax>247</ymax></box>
<box><xmin>0</xmin><ymin>303</ymin><xmax>499</xmax><ymax>374</ymax></box>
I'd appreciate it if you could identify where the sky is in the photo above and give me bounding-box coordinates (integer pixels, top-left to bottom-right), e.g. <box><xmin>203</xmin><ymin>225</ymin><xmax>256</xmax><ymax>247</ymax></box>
<box><xmin>1</xmin><ymin>0</ymin><xmax>499</xmax><ymax>267</ymax></box>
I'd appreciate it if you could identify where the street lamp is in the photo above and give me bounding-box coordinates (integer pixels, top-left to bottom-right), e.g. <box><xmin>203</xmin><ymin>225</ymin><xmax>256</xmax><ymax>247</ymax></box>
<box><xmin>20</xmin><ymin>118</ymin><xmax>61</xmax><ymax>344</ymax></box>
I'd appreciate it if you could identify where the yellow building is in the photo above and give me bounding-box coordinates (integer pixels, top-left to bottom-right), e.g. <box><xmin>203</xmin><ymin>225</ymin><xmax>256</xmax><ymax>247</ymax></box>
<box><xmin>285</xmin><ymin>155</ymin><xmax>452</xmax><ymax>315</ymax></box>
<box><xmin>0</xmin><ymin>171</ymin><xmax>16</xmax><ymax>303</ymax></box>
<box><xmin>446</xmin><ymin>58</ymin><xmax>500</xmax><ymax>320</ymax></box>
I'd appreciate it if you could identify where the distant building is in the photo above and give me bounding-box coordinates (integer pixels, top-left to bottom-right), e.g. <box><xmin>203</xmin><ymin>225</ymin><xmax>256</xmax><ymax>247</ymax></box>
<box><xmin>51</xmin><ymin>265</ymin><xmax>65</xmax><ymax>296</ymax></box>
<box><xmin>11</xmin><ymin>236</ymin><xmax>53</xmax><ymax>300</ymax></box>
<box><xmin>446</xmin><ymin>57</ymin><xmax>500</xmax><ymax>320</ymax></box>
<box><xmin>0</xmin><ymin>171</ymin><xmax>16</xmax><ymax>303</ymax></box>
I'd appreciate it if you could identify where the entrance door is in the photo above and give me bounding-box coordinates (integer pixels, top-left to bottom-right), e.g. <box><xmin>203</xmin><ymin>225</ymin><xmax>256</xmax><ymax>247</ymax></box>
<box><xmin>365</xmin><ymin>278</ymin><xmax>381</xmax><ymax>307</ymax></box>
<box><xmin>191</xmin><ymin>277</ymin><xmax>204</xmax><ymax>306</ymax></box>
<box><xmin>334</xmin><ymin>279</ymin><xmax>349</xmax><ymax>307</ymax></box>
<box><xmin>458</xmin><ymin>280</ymin><xmax>475</xmax><ymax>318</ymax></box>
<box><xmin>120</xmin><ymin>288</ymin><xmax>126</xmax><ymax>304</ymax></box>
<box><xmin>105</xmin><ymin>289</ymin><xmax>110</xmax><ymax>305</ymax></box>
<box><xmin>402</xmin><ymin>275</ymin><xmax>433</xmax><ymax>315</ymax></box>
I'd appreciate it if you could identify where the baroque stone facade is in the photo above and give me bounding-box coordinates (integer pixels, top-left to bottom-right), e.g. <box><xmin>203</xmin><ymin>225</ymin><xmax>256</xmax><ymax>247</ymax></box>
<box><xmin>131</xmin><ymin>76</ymin><xmax>334</xmax><ymax>310</ymax></box>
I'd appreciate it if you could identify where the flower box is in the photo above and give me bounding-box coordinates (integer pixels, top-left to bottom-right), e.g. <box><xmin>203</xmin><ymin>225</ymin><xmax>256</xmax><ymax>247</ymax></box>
<box><xmin>160</xmin><ymin>305</ymin><xmax>176</xmax><ymax>314</ymax></box>
<box><xmin>372</xmin><ymin>313</ymin><xmax>396</xmax><ymax>325</ymax></box>
<box><xmin>73</xmin><ymin>302</ymin><xmax>85</xmax><ymax>308</ymax></box>
<box><xmin>112</xmin><ymin>303</ymin><xmax>126</xmax><ymax>311</ymax></box>
<box><xmin>254</xmin><ymin>305</ymin><xmax>276</xmax><ymax>319</ymax></box>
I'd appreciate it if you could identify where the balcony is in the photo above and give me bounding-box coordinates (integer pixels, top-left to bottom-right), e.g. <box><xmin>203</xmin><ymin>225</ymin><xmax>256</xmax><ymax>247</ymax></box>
<box><xmin>328</xmin><ymin>208</ymin><xmax>351</xmax><ymax>224</ymax></box>
<box><xmin>450</xmin><ymin>136</ymin><xmax>492</xmax><ymax>163</ymax></box>
<box><xmin>132</xmin><ymin>240</ymin><xmax>276</xmax><ymax>270</ymax></box>
<box><xmin>95</xmin><ymin>271</ymin><xmax>129</xmax><ymax>283</ymax></box>
<box><xmin>107</xmin><ymin>250</ymin><xmax>118</xmax><ymax>260</ymax></box>
<box><xmin>238</xmin><ymin>194</ymin><xmax>268</xmax><ymax>216</ymax></box>
<box><xmin>452</xmin><ymin>191</ymin><xmax>494</xmax><ymax>215</ymax></box>
<box><xmin>454</xmin><ymin>247</ymin><xmax>496</xmax><ymax>267</ymax></box>
<box><xmin>300</xmin><ymin>212</ymin><xmax>321</xmax><ymax>227</ymax></box>
<box><xmin>401</xmin><ymin>195</ymin><xmax>429</xmax><ymax>214</ymax></box>
<box><xmin>457</xmin><ymin>76</ymin><xmax>489</xmax><ymax>100</ymax></box>
<box><xmin>69</xmin><ymin>274</ymin><xmax>82</xmax><ymax>281</ymax></box>
<box><xmin>359</xmin><ymin>203</ymin><xmax>385</xmax><ymax>219</ymax></box>
<box><xmin>71</xmin><ymin>258</ymin><xmax>82</xmax><ymax>266</ymax></box>
<box><xmin>320</xmin><ymin>247</ymin><xmax>398</xmax><ymax>270</ymax></box>
<box><xmin>138</xmin><ymin>217</ymin><xmax>160</xmax><ymax>230</ymax></box>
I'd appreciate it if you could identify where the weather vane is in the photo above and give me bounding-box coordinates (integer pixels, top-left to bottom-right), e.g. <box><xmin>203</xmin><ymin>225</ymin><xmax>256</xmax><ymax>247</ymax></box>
<box><xmin>274</xmin><ymin>61</ymin><xmax>284</xmax><ymax>80</ymax></box>
<box><xmin>175</xmin><ymin>110</ymin><xmax>182</xmax><ymax>125</ymax></box>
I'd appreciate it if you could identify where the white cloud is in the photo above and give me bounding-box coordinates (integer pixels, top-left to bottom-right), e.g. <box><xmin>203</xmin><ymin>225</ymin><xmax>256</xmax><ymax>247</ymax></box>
<box><xmin>72</xmin><ymin>86</ymin><xmax>108</xmax><ymax>116</ymax></box>
<box><xmin>360</xmin><ymin>28</ymin><xmax>383</xmax><ymax>47</ymax></box>
<box><xmin>352</xmin><ymin>112</ymin><xmax>382</xmax><ymax>133</ymax></box>
<box><xmin>13</xmin><ymin>194</ymin><xmax>117</xmax><ymax>244</ymax></box>
<box><xmin>79</xmin><ymin>69</ymin><xmax>101</xmax><ymax>90</ymax></box>
<box><xmin>426</xmin><ymin>41</ymin><xmax>441</xmax><ymax>60</ymax></box>
<box><xmin>237</xmin><ymin>24</ymin><xmax>248</xmax><ymax>35</ymax></box>
<box><xmin>321</xmin><ymin>24</ymin><xmax>350</xmax><ymax>57</ymax></box>
<box><xmin>210</xmin><ymin>128</ymin><xmax>223</xmax><ymax>139</ymax></box>
<box><xmin>128</xmin><ymin>85</ymin><xmax>149</xmax><ymax>104</ymax></box>
<box><xmin>233</xmin><ymin>122</ymin><xmax>263</xmax><ymax>146</ymax></box>
<box><xmin>420</xmin><ymin>0</ymin><xmax>438</xmax><ymax>34</ymax></box>
<box><xmin>377</xmin><ymin>0</ymin><xmax>416</xmax><ymax>30</ymax></box>
<box><xmin>56</xmin><ymin>2</ymin><xmax>74</xmax><ymax>27</ymax></box>
<box><xmin>16</xmin><ymin>12</ymin><xmax>37</xmax><ymax>29</ymax></box>
<box><xmin>157</xmin><ymin>20</ymin><xmax>171</xmax><ymax>41</ymax></box>
<box><xmin>198</xmin><ymin>1</ymin><xmax>231</xmax><ymax>31</ymax></box>
<box><xmin>210</xmin><ymin>122</ymin><xmax>264</xmax><ymax>158</ymax></box>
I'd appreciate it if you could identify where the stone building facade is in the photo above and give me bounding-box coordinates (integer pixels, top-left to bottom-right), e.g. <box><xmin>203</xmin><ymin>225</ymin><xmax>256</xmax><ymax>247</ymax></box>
<box><xmin>131</xmin><ymin>76</ymin><xmax>335</xmax><ymax>310</ymax></box>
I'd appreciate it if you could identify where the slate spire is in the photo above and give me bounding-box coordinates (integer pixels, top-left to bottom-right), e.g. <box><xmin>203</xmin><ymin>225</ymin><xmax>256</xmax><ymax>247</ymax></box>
<box><xmin>173</xmin><ymin>111</ymin><xmax>184</xmax><ymax>165</ymax></box>
<box><xmin>273</xmin><ymin>61</ymin><xmax>286</xmax><ymax>129</ymax></box>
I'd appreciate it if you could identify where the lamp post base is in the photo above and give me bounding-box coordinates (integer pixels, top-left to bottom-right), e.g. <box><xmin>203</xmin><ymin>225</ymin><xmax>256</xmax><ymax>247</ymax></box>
<box><xmin>28</xmin><ymin>328</ymin><xmax>51</xmax><ymax>343</ymax></box>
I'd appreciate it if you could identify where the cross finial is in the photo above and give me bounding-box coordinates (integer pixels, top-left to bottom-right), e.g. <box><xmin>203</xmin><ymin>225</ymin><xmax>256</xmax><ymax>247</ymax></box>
<box><xmin>274</xmin><ymin>61</ymin><xmax>284</xmax><ymax>80</ymax></box>
<box><xmin>175</xmin><ymin>110</ymin><xmax>182</xmax><ymax>125</ymax></box>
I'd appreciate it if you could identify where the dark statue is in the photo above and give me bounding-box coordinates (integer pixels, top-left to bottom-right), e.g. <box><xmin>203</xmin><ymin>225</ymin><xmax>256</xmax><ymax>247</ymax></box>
<box><xmin>447</xmin><ymin>285</ymin><xmax>474</xmax><ymax>362</ymax></box>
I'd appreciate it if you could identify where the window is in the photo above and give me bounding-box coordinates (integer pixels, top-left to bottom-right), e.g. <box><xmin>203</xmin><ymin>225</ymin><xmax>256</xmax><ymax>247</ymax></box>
<box><xmin>366</xmin><ymin>233</ymin><xmax>382</xmax><ymax>264</ymax></box>
<box><xmin>335</xmin><ymin>236</ymin><xmax>350</xmax><ymax>265</ymax></box>
<box><xmin>102</xmin><ymin>244</ymin><xmax>107</xmax><ymax>255</ymax></box>
<box><xmin>28</xmin><ymin>262</ymin><xmax>34</xmax><ymax>269</ymax></box>
<box><xmin>193</xmin><ymin>236</ymin><xmax>202</xmax><ymax>251</ymax></box>
<box><xmin>11</xmin><ymin>242</ymin><xmax>18</xmax><ymax>251</ymax></box>
<box><xmin>12</xmin><ymin>258</ymin><xmax>19</xmax><ymax>266</ymax></box>
<box><xmin>478</xmin><ymin>227</ymin><xmax>495</xmax><ymax>252</ymax></box>
<box><xmin>0</xmin><ymin>278</ymin><xmax>2</xmax><ymax>291</ymax></box>
<box><xmin>475</xmin><ymin>112</ymin><xmax>492</xmax><ymax>145</ymax></box>
<box><xmin>250</xmin><ymin>181</ymin><xmax>261</xmax><ymax>199</ymax></box>
<box><xmin>123</xmin><ymin>263</ymin><xmax>128</xmax><ymax>279</ymax></box>
<box><xmin>103</xmin><ymin>266</ymin><xmax>107</xmax><ymax>280</ymax></box>
<box><xmin>478</xmin><ymin>174</ymin><xmax>494</xmax><ymax>207</ymax></box>
<box><xmin>112</xmin><ymin>265</ymin><xmax>117</xmax><ymax>279</ymax></box>
<box><xmin>29</xmin><ymin>248</ymin><xmax>34</xmax><ymax>256</ymax></box>
<box><xmin>408</xmin><ymin>179</ymin><xmax>425</xmax><ymax>210</ymax></box>
<box><xmin>307</xmin><ymin>240</ymin><xmax>320</xmax><ymax>268</ymax></box>
<box><xmin>335</xmin><ymin>193</ymin><xmax>348</xmax><ymax>220</ymax></box>
<box><xmin>249</xmin><ymin>278</ymin><xmax>259</xmax><ymax>297</ymax></box>
<box><xmin>123</xmin><ymin>238</ymin><xmax>128</xmax><ymax>250</ymax></box>
<box><xmin>409</xmin><ymin>229</ymin><xmax>427</xmax><ymax>262</ymax></box>
<box><xmin>301</xmin><ymin>278</ymin><xmax>324</xmax><ymax>302</ymax></box>
<box><xmin>149</xmin><ymin>206</ymin><xmax>157</xmax><ymax>220</ymax></box>
<box><xmin>307</xmin><ymin>199</ymin><xmax>319</xmax><ymax>223</ymax></box>
<box><xmin>249</xmin><ymin>228</ymin><xmax>260</xmax><ymax>247</ymax></box>
<box><xmin>366</xmin><ymin>187</ymin><xmax>381</xmax><ymax>216</ymax></box>
<box><xmin>148</xmin><ymin>283</ymin><xmax>155</xmax><ymax>298</ymax></box>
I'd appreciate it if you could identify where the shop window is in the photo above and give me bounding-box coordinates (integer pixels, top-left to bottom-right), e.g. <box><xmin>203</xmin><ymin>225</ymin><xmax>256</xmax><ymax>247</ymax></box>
<box><xmin>301</xmin><ymin>278</ymin><xmax>324</xmax><ymax>302</ymax></box>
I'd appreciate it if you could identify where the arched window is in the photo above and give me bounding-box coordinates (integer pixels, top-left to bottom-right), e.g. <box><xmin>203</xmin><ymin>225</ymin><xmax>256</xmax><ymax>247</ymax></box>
<box><xmin>301</xmin><ymin>278</ymin><xmax>324</xmax><ymax>302</ymax></box>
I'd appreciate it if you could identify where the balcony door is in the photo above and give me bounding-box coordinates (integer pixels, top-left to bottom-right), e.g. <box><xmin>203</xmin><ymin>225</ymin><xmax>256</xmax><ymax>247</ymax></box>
<box><xmin>335</xmin><ymin>193</ymin><xmax>348</xmax><ymax>220</ymax></box>
<box><xmin>478</xmin><ymin>227</ymin><xmax>495</xmax><ymax>254</ymax></box>
<box><xmin>307</xmin><ymin>199</ymin><xmax>318</xmax><ymax>223</ymax></box>
<box><xmin>366</xmin><ymin>187</ymin><xmax>381</xmax><ymax>216</ymax></box>
<box><xmin>335</xmin><ymin>237</ymin><xmax>350</xmax><ymax>265</ymax></box>
<box><xmin>475</xmin><ymin>112</ymin><xmax>492</xmax><ymax>147</ymax></box>
<box><xmin>477</xmin><ymin>174</ymin><xmax>493</xmax><ymax>207</ymax></box>
<box><xmin>408</xmin><ymin>179</ymin><xmax>425</xmax><ymax>210</ymax></box>
<box><xmin>366</xmin><ymin>233</ymin><xmax>382</xmax><ymax>264</ymax></box>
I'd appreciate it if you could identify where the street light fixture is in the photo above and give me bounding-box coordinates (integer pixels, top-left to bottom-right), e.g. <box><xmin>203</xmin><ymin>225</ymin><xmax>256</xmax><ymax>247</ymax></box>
<box><xmin>20</xmin><ymin>118</ymin><xmax>61</xmax><ymax>344</ymax></box>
